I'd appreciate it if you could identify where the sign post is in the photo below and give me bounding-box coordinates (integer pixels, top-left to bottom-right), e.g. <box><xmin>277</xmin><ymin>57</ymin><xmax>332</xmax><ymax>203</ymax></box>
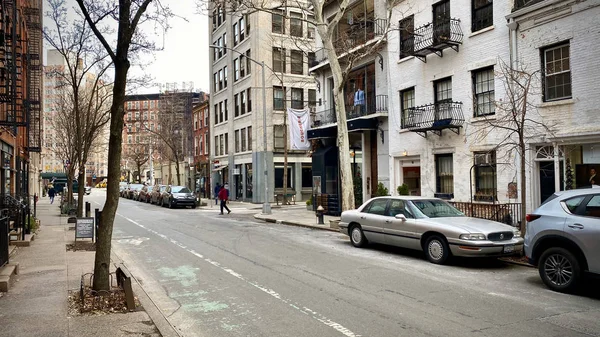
<box><xmin>75</xmin><ymin>217</ymin><xmax>95</xmax><ymax>242</ymax></box>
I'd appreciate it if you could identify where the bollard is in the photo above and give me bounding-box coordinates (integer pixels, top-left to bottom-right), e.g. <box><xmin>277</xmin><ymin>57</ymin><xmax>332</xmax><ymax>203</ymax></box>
<box><xmin>316</xmin><ymin>205</ymin><xmax>325</xmax><ymax>225</ymax></box>
<box><xmin>94</xmin><ymin>208</ymin><xmax>101</xmax><ymax>243</ymax></box>
<box><xmin>85</xmin><ymin>202</ymin><xmax>90</xmax><ymax>218</ymax></box>
<box><xmin>34</xmin><ymin>193</ymin><xmax>38</xmax><ymax>218</ymax></box>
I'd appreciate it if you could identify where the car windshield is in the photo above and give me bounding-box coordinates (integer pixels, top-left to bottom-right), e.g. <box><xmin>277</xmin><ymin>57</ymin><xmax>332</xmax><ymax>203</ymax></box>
<box><xmin>171</xmin><ymin>186</ymin><xmax>191</xmax><ymax>193</ymax></box>
<box><xmin>160</xmin><ymin>186</ymin><xmax>167</xmax><ymax>192</ymax></box>
<box><xmin>409</xmin><ymin>199</ymin><xmax>464</xmax><ymax>218</ymax></box>
<box><xmin>130</xmin><ymin>184</ymin><xmax>144</xmax><ymax>190</ymax></box>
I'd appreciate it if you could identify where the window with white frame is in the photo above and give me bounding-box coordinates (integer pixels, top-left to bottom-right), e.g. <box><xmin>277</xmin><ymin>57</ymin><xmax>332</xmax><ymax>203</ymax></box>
<box><xmin>542</xmin><ymin>42</ymin><xmax>571</xmax><ymax>101</ymax></box>
<box><xmin>435</xmin><ymin>153</ymin><xmax>454</xmax><ymax>198</ymax></box>
<box><xmin>473</xmin><ymin>67</ymin><xmax>495</xmax><ymax>116</ymax></box>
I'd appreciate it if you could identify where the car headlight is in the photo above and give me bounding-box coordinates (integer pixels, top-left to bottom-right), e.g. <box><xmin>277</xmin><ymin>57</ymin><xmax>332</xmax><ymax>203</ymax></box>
<box><xmin>513</xmin><ymin>230</ymin><xmax>522</xmax><ymax>238</ymax></box>
<box><xmin>459</xmin><ymin>233</ymin><xmax>487</xmax><ymax>240</ymax></box>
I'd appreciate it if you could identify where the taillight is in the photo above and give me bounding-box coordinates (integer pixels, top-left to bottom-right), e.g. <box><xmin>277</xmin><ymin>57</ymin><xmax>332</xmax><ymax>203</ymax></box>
<box><xmin>526</xmin><ymin>214</ymin><xmax>541</xmax><ymax>222</ymax></box>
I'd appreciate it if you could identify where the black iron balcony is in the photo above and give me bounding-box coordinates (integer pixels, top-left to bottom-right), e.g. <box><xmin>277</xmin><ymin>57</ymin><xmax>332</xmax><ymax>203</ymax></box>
<box><xmin>412</xmin><ymin>18</ymin><xmax>463</xmax><ymax>62</ymax></box>
<box><xmin>313</xmin><ymin>95</ymin><xmax>388</xmax><ymax>127</ymax></box>
<box><xmin>401</xmin><ymin>101</ymin><xmax>464</xmax><ymax>136</ymax></box>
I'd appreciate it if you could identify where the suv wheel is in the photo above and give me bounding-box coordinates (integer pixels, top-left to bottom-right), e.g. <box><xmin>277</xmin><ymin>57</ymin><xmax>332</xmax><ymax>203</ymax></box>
<box><xmin>538</xmin><ymin>247</ymin><xmax>581</xmax><ymax>293</ymax></box>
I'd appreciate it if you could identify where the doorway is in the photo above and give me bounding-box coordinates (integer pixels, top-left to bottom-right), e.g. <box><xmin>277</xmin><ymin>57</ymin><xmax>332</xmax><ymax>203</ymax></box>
<box><xmin>403</xmin><ymin>166</ymin><xmax>421</xmax><ymax>196</ymax></box>
<box><xmin>539</xmin><ymin>161</ymin><xmax>564</xmax><ymax>204</ymax></box>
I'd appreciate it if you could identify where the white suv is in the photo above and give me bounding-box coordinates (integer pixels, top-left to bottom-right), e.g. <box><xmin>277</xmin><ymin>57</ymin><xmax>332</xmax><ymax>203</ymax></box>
<box><xmin>525</xmin><ymin>188</ymin><xmax>600</xmax><ymax>293</ymax></box>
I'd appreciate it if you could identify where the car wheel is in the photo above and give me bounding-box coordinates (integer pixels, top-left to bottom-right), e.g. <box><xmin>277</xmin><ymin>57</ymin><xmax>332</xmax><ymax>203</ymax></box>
<box><xmin>161</xmin><ymin>199</ymin><xmax>165</xmax><ymax>207</ymax></box>
<box><xmin>168</xmin><ymin>199</ymin><xmax>173</xmax><ymax>209</ymax></box>
<box><xmin>192</xmin><ymin>204</ymin><xmax>197</xmax><ymax>209</ymax></box>
<box><xmin>424</xmin><ymin>235</ymin><xmax>450</xmax><ymax>265</ymax></box>
<box><xmin>349</xmin><ymin>224</ymin><xmax>367</xmax><ymax>248</ymax></box>
<box><xmin>538</xmin><ymin>247</ymin><xmax>581</xmax><ymax>293</ymax></box>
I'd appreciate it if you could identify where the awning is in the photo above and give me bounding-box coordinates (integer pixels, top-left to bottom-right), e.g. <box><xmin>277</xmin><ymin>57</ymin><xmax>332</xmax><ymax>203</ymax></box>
<box><xmin>212</xmin><ymin>165</ymin><xmax>228</xmax><ymax>172</ymax></box>
<box><xmin>348</xmin><ymin>117</ymin><xmax>378</xmax><ymax>131</ymax></box>
<box><xmin>308</xmin><ymin>125</ymin><xmax>337</xmax><ymax>140</ymax></box>
<box><xmin>41</xmin><ymin>172</ymin><xmax>67</xmax><ymax>179</ymax></box>
<box><xmin>308</xmin><ymin>116</ymin><xmax>379</xmax><ymax>140</ymax></box>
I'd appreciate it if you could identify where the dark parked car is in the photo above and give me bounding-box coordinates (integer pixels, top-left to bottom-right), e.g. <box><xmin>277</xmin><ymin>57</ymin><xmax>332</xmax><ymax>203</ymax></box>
<box><xmin>126</xmin><ymin>184</ymin><xmax>144</xmax><ymax>199</ymax></box>
<box><xmin>150</xmin><ymin>185</ymin><xmax>166</xmax><ymax>205</ymax></box>
<box><xmin>160</xmin><ymin>185</ymin><xmax>197</xmax><ymax>209</ymax></box>
<box><xmin>138</xmin><ymin>185</ymin><xmax>151</xmax><ymax>202</ymax></box>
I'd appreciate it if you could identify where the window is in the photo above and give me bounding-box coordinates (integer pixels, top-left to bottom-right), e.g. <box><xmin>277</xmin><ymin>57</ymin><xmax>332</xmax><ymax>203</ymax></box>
<box><xmin>199</xmin><ymin>135</ymin><xmax>203</xmax><ymax>155</ymax></box>
<box><xmin>365</xmin><ymin>199</ymin><xmax>388</xmax><ymax>215</ymax></box>
<box><xmin>239</xmin><ymin>16</ymin><xmax>245</xmax><ymax>41</ymax></box>
<box><xmin>204</xmin><ymin>109</ymin><xmax>208</xmax><ymax>127</ymax></box>
<box><xmin>214</xmin><ymin>104</ymin><xmax>218</xmax><ymax>124</ymax></box>
<box><xmin>213</xmin><ymin>73</ymin><xmax>218</xmax><ymax>92</ymax></box>
<box><xmin>400</xmin><ymin>87</ymin><xmax>415</xmax><ymax>128</ymax></box>
<box><xmin>272</xmin><ymin>9</ymin><xmax>284</xmax><ymax>33</ymax></box>
<box><xmin>234</xmin><ymin>94</ymin><xmax>240</xmax><ymax>117</ymax></box>
<box><xmin>241</xmin><ymin>128</ymin><xmax>247</xmax><ymax>152</ymax></box>
<box><xmin>273</xmin><ymin>47</ymin><xmax>286</xmax><ymax>73</ymax></box>
<box><xmin>542</xmin><ymin>43</ymin><xmax>571</xmax><ymax>101</ymax></box>
<box><xmin>234</xmin><ymin>58</ymin><xmax>240</xmax><ymax>81</ymax></box>
<box><xmin>387</xmin><ymin>200</ymin><xmax>408</xmax><ymax>217</ymax></box>
<box><xmin>215</xmin><ymin>136</ymin><xmax>219</xmax><ymax>156</ymax></box>
<box><xmin>223</xmin><ymin>33</ymin><xmax>227</xmax><ymax>54</ymax></box>
<box><xmin>219</xmin><ymin>101</ymin><xmax>223</xmax><ymax>123</ymax></box>
<box><xmin>291</xmin><ymin>88</ymin><xmax>303</xmax><ymax>109</ymax></box>
<box><xmin>399</xmin><ymin>15</ymin><xmax>414</xmax><ymax>59</ymax></box>
<box><xmin>245</xmin><ymin>14</ymin><xmax>250</xmax><ymax>35</ymax></box>
<box><xmin>301</xmin><ymin>164</ymin><xmax>312</xmax><ymax>188</ymax></box>
<box><xmin>235</xmin><ymin>130</ymin><xmax>240</xmax><ymax>152</ymax></box>
<box><xmin>213</xmin><ymin>42</ymin><xmax>219</xmax><ymax>61</ymax></box>
<box><xmin>224</xmin><ymin>66</ymin><xmax>228</xmax><ymax>88</ymax></box>
<box><xmin>308</xmin><ymin>52</ymin><xmax>316</xmax><ymax>67</ymax></box>
<box><xmin>274</xmin><ymin>125</ymin><xmax>285</xmax><ymax>150</ymax></box>
<box><xmin>434</xmin><ymin>78</ymin><xmax>452</xmax><ymax>103</ymax></box>
<box><xmin>472</xmin><ymin>0</ymin><xmax>493</xmax><ymax>32</ymax></box>
<box><xmin>275</xmin><ymin>166</ymin><xmax>292</xmax><ymax>188</ymax></box>
<box><xmin>219</xmin><ymin>135</ymin><xmax>224</xmax><ymax>156</ymax></box>
<box><xmin>246</xmin><ymin>50</ymin><xmax>252</xmax><ymax>75</ymax></box>
<box><xmin>474</xmin><ymin>152</ymin><xmax>497</xmax><ymax>201</ymax></box>
<box><xmin>150</xmin><ymin>100</ymin><xmax>154</xmax><ymax>108</ymax></box>
<box><xmin>473</xmin><ymin>67</ymin><xmax>495</xmax><ymax>116</ymax></box>
<box><xmin>241</xmin><ymin>90</ymin><xmax>246</xmax><ymax>114</ymax></box>
<box><xmin>128</xmin><ymin>135</ymin><xmax>132</xmax><ymax>144</ymax></box>
<box><xmin>435</xmin><ymin>153</ymin><xmax>454</xmax><ymax>198</ymax></box>
<box><xmin>273</xmin><ymin>86</ymin><xmax>285</xmax><ymax>110</ymax></box>
<box><xmin>247</xmin><ymin>126</ymin><xmax>252</xmax><ymax>150</ymax></box>
<box><xmin>218</xmin><ymin>69</ymin><xmax>223</xmax><ymax>90</ymax></box>
<box><xmin>290</xmin><ymin>12</ymin><xmax>303</xmax><ymax>37</ymax></box>
<box><xmin>307</xmin><ymin>15</ymin><xmax>316</xmax><ymax>39</ymax></box>
<box><xmin>247</xmin><ymin>88</ymin><xmax>252</xmax><ymax>112</ymax></box>
<box><xmin>564</xmin><ymin>196</ymin><xmax>585</xmax><ymax>213</ymax></box>
<box><xmin>291</xmin><ymin>50</ymin><xmax>303</xmax><ymax>75</ymax></box>
<box><xmin>224</xmin><ymin>99</ymin><xmax>228</xmax><ymax>121</ymax></box>
<box><xmin>205</xmin><ymin>133</ymin><xmax>209</xmax><ymax>154</ymax></box>
<box><xmin>433</xmin><ymin>0</ymin><xmax>451</xmax><ymax>43</ymax></box>
<box><xmin>217</xmin><ymin>37</ymin><xmax>223</xmax><ymax>58</ymax></box>
<box><xmin>233</xmin><ymin>22</ymin><xmax>239</xmax><ymax>46</ymax></box>
<box><xmin>143</xmin><ymin>101</ymin><xmax>148</xmax><ymax>108</ymax></box>
<box><xmin>308</xmin><ymin>89</ymin><xmax>316</xmax><ymax>108</ymax></box>
<box><xmin>224</xmin><ymin>133</ymin><xmax>229</xmax><ymax>154</ymax></box>
<box><xmin>240</xmin><ymin>55</ymin><xmax>245</xmax><ymax>78</ymax></box>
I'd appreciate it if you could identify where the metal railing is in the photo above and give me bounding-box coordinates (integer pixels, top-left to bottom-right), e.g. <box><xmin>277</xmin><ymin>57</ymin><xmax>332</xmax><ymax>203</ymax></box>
<box><xmin>401</xmin><ymin>101</ymin><xmax>464</xmax><ymax>131</ymax></box>
<box><xmin>0</xmin><ymin>212</ymin><xmax>8</xmax><ymax>268</ymax></box>
<box><xmin>313</xmin><ymin>95</ymin><xmax>388</xmax><ymax>127</ymax></box>
<box><xmin>450</xmin><ymin>201</ymin><xmax>522</xmax><ymax>228</ymax></box>
<box><xmin>413</xmin><ymin>18</ymin><xmax>463</xmax><ymax>55</ymax></box>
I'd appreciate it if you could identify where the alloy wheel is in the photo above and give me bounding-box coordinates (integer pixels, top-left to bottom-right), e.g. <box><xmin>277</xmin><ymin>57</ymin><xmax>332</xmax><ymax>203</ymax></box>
<box><xmin>544</xmin><ymin>254</ymin><xmax>573</xmax><ymax>286</ymax></box>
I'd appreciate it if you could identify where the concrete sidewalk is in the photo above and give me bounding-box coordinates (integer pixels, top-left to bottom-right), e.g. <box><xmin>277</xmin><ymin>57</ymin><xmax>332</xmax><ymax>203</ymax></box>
<box><xmin>253</xmin><ymin>205</ymin><xmax>342</xmax><ymax>232</ymax></box>
<box><xmin>0</xmin><ymin>197</ymin><xmax>173</xmax><ymax>337</ymax></box>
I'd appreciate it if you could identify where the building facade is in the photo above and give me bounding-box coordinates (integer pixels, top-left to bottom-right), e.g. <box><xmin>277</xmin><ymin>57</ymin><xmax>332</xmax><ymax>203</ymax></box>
<box><xmin>308</xmin><ymin>0</ymin><xmax>390</xmax><ymax>211</ymax></box>
<box><xmin>193</xmin><ymin>101</ymin><xmax>210</xmax><ymax>197</ymax></box>
<box><xmin>209</xmin><ymin>1</ymin><xmax>317</xmax><ymax>203</ymax></box>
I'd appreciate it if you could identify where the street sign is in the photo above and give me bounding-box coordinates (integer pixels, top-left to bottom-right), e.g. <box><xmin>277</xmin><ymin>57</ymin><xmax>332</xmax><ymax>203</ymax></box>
<box><xmin>75</xmin><ymin>217</ymin><xmax>95</xmax><ymax>241</ymax></box>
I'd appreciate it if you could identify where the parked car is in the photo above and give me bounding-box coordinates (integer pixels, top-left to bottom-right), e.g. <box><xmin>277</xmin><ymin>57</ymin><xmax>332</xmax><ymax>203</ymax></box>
<box><xmin>85</xmin><ymin>186</ymin><xmax>92</xmax><ymax>195</ymax></box>
<box><xmin>138</xmin><ymin>185</ymin><xmax>151</xmax><ymax>202</ymax></box>
<box><xmin>120</xmin><ymin>182</ymin><xmax>129</xmax><ymax>197</ymax></box>
<box><xmin>339</xmin><ymin>196</ymin><xmax>523</xmax><ymax>265</ymax></box>
<box><xmin>150</xmin><ymin>185</ymin><xmax>166</xmax><ymax>205</ymax></box>
<box><xmin>524</xmin><ymin>188</ymin><xmax>600</xmax><ymax>293</ymax></box>
<box><xmin>126</xmin><ymin>184</ymin><xmax>144</xmax><ymax>199</ymax></box>
<box><xmin>160</xmin><ymin>185</ymin><xmax>197</xmax><ymax>209</ymax></box>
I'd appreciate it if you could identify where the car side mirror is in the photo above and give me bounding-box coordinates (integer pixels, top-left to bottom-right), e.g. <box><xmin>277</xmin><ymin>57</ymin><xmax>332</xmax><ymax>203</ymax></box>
<box><xmin>395</xmin><ymin>214</ymin><xmax>407</xmax><ymax>221</ymax></box>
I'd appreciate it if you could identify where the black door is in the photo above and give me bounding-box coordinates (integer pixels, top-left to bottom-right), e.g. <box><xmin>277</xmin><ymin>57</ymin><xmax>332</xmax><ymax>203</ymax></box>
<box><xmin>433</xmin><ymin>0</ymin><xmax>450</xmax><ymax>44</ymax></box>
<box><xmin>539</xmin><ymin>161</ymin><xmax>565</xmax><ymax>203</ymax></box>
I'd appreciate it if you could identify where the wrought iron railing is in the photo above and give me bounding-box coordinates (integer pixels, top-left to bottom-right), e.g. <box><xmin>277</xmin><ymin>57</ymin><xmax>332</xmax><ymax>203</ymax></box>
<box><xmin>413</xmin><ymin>18</ymin><xmax>463</xmax><ymax>55</ymax></box>
<box><xmin>312</xmin><ymin>18</ymin><xmax>388</xmax><ymax>66</ymax></box>
<box><xmin>313</xmin><ymin>95</ymin><xmax>388</xmax><ymax>127</ymax></box>
<box><xmin>313</xmin><ymin>108</ymin><xmax>337</xmax><ymax>127</ymax></box>
<box><xmin>0</xmin><ymin>212</ymin><xmax>8</xmax><ymax>268</ymax></box>
<box><xmin>450</xmin><ymin>201</ymin><xmax>523</xmax><ymax>228</ymax></box>
<box><xmin>401</xmin><ymin>101</ymin><xmax>464</xmax><ymax>131</ymax></box>
<box><xmin>512</xmin><ymin>0</ymin><xmax>545</xmax><ymax>11</ymax></box>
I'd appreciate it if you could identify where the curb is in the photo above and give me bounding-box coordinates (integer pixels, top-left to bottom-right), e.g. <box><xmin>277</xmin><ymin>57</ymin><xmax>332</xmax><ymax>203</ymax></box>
<box><xmin>253</xmin><ymin>214</ymin><xmax>339</xmax><ymax>232</ymax></box>
<box><xmin>498</xmin><ymin>257</ymin><xmax>535</xmax><ymax>268</ymax></box>
<box><xmin>111</xmin><ymin>253</ymin><xmax>182</xmax><ymax>337</ymax></box>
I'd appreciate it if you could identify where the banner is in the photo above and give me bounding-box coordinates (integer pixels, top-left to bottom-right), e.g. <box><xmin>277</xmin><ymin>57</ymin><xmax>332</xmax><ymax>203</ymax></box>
<box><xmin>287</xmin><ymin>107</ymin><xmax>311</xmax><ymax>150</ymax></box>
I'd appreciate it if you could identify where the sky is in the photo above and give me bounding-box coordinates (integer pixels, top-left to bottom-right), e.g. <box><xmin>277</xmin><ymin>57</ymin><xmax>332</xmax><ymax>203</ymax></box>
<box><xmin>43</xmin><ymin>0</ymin><xmax>210</xmax><ymax>94</ymax></box>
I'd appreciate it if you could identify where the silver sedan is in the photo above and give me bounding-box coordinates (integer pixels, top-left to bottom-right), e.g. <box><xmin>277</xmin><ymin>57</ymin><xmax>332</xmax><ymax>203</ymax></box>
<box><xmin>339</xmin><ymin>196</ymin><xmax>524</xmax><ymax>264</ymax></box>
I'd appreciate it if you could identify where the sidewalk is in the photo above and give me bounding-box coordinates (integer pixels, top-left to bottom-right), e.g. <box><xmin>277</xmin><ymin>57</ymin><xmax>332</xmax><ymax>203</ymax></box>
<box><xmin>253</xmin><ymin>204</ymin><xmax>342</xmax><ymax>232</ymax></box>
<box><xmin>0</xmin><ymin>197</ymin><xmax>171</xmax><ymax>337</ymax></box>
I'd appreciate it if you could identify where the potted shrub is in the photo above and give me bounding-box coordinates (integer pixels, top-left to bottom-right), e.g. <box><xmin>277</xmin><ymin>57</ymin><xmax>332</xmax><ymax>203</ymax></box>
<box><xmin>375</xmin><ymin>182</ymin><xmax>389</xmax><ymax>197</ymax></box>
<box><xmin>397</xmin><ymin>184</ymin><xmax>410</xmax><ymax>196</ymax></box>
<box><xmin>306</xmin><ymin>196</ymin><xmax>313</xmax><ymax>211</ymax></box>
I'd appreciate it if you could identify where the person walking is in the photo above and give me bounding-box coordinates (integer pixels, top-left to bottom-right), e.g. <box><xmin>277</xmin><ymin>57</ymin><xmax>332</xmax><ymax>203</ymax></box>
<box><xmin>48</xmin><ymin>185</ymin><xmax>56</xmax><ymax>204</ymax></box>
<box><xmin>218</xmin><ymin>185</ymin><xmax>231</xmax><ymax>215</ymax></box>
<box><xmin>214</xmin><ymin>183</ymin><xmax>221</xmax><ymax>205</ymax></box>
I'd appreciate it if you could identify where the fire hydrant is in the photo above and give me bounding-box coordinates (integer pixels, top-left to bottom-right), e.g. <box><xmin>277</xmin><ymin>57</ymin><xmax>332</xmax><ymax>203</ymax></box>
<box><xmin>316</xmin><ymin>205</ymin><xmax>325</xmax><ymax>225</ymax></box>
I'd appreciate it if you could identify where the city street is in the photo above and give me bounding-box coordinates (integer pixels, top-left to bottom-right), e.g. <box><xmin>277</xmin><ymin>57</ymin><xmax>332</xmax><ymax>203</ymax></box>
<box><xmin>88</xmin><ymin>190</ymin><xmax>600</xmax><ymax>337</ymax></box>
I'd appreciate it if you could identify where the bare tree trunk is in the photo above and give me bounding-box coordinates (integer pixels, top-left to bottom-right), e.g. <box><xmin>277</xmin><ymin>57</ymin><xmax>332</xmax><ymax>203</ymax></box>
<box><xmin>175</xmin><ymin>157</ymin><xmax>181</xmax><ymax>186</ymax></box>
<box><xmin>520</xmin><ymin>141</ymin><xmax>527</xmax><ymax>235</ymax></box>
<box><xmin>93</xmin><ymin>61</ymin><xmax>128</xmax><ymax>291</ymax></box>
<box><xmin>168</xmin><ymin>162</ymin><xmax>172</xmax><ymax>185</ymax></box>
<box><xmin>77</xmin><ymin>163</ymin><xmax>86</xmax><ymax>217</ymax></box>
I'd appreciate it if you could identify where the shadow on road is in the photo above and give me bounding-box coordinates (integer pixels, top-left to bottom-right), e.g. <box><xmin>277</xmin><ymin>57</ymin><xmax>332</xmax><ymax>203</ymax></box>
<box><xmin>524</xmin><ymin>273</ymin><xmax>600</xmax><ymax>300</ymax></box>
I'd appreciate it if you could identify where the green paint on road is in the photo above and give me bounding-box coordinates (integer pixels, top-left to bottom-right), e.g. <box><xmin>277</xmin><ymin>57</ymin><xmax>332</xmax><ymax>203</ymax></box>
<box><xmin>183</xmin><ymin>300</ymin><xmax>229</xmax><ymax>313</ymax></box>
<box><xmin>170</xmin><ymin>290</ymin><xmax>208</xmax><ymax>298</ymax></box>
<box><xmin>157</xmin><ymin>265</ymin><xmax>199</xmax><ymax>287</ymax></box>
<box><xmin>221</xmin><ymin>323</ymin><xmax>240</xmax><ymax>331</ymax></box>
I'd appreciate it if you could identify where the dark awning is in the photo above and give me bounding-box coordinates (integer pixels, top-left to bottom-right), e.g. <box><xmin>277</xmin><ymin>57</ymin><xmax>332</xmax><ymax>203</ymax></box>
<box><xmin>348</xmin><ymin>117</ymin><xmax>378</xmax><ymax>131</ymax></box>
<box><xmin>41</xmin><ymin>172</ymin><xmax>67</xmax><ymax>179</ymax></box>
<box><xmin>308</xmin><ymin>125</ymin><xmax>337</xmax><ymax>140</ymax></box>
<box><xmin>308</xmin><ymin>117</ymin><xmax>379</xmax><ymax>140</ymax></box>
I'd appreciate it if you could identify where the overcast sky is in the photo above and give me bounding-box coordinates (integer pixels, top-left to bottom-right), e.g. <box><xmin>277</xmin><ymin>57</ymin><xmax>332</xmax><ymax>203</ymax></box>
<box><xmin>43</xmin><ymin>0</ymin><xmax>210</xmax><ymax>94</ymax></box>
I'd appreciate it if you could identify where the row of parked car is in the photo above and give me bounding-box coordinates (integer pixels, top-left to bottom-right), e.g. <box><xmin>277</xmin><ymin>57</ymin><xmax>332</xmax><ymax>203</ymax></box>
<box><xmin>119</xmin><ymin>182</ymin><xmax>198</xmax><ymax>209</ymax></box>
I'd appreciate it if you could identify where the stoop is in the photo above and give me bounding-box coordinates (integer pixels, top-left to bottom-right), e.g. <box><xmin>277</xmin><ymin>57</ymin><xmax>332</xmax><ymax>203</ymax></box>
<box><xmin>0</xmin><ymin>262</ymin><xmax>19</xmax><ymax>292</ymax></box>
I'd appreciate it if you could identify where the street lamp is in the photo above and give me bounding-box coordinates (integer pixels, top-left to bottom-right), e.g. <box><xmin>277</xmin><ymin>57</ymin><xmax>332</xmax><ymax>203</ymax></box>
<box><xmin>209</xmin><ymin>45</ymin><xmax>271</xmax><ymax>214</ymax></box>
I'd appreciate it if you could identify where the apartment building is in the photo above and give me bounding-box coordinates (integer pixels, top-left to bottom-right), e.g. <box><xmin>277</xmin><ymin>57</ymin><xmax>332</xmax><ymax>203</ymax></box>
<box><xmin>193</xmin><ymin>101</ymin><xmax>211</xmax><ymax>197</ymax></box>
<box><xmin>308</xmin><ymin>0</ymin><xmax>390</xmax><ymax>211</ymax></box>
<box><xmin>42</xmin><ymin>50</ymin><xmax>67</xmax><ymax>173</ymax></box>
<box><xmin>209</xmin><ymin>2</ymin><xmax>317</xmax><ymax>202</ymax></box>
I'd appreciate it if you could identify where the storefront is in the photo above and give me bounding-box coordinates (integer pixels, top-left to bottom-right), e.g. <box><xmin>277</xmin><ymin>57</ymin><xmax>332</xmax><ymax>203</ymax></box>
<box><xmin>1</xmin><ymin>142</ymin><xmax>13</xmax><ymax>196</ymax></box>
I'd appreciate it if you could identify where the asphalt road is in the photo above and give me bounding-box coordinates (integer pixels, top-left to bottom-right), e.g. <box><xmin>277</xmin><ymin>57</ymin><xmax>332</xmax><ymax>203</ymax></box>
<box><xmin>87</xmin><ymin>190</ymin><xmax>600</xmax><ymax>337</ymax></box>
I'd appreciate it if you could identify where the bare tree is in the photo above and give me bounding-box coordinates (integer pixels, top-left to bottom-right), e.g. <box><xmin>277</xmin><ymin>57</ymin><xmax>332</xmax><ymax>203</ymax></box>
<box><xmin>75</xmin><ymin>0</ymin><xmax>172</xmax><ymax>291</ymax></box>
<box><xmin>123</xmin><ymin>143</ymin><xmax>149</xmax><ymax>183</ymax></box>
<box><xmin>469</xmin><ymin>59</ymin><xmax>555</xmax><ymax>234</ymax></box>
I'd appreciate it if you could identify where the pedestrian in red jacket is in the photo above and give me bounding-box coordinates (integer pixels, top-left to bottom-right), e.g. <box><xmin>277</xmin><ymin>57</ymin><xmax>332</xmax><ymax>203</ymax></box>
<box><xmin>218</xmin><ymin>186</ymin><xmax>231</xmax><ymax>215</ymax></box>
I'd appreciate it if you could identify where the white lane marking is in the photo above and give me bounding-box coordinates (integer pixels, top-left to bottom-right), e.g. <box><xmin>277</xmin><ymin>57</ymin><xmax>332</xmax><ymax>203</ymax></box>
<box><xmin>117</xmin><ymin>214</ymin><xmax>361</xmax><ymax>337</ymax></box>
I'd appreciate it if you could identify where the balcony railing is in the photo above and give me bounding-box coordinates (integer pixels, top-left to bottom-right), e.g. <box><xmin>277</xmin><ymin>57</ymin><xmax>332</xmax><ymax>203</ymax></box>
<box><xmin>512</xmin><ymin>0</ymin><xmax>545</xmax><ymax>11</ymax></box>
<box><xmin>401</xmin><ymin>101</ymin><xmax>464</xmax><ymax>136</ymax></box>
<box><xmin>313</xmin><ymin>95</ymin><xmax>388</xmax><ymax>127</ymax></box>
<box><xmin>313</xmin><ymin>18</ymin><xmax>388</xmax><ymax>66</ymax></box>
<box><xmin>412</xmin><ymin>18</ymin><xmax>463</xmax><ymax>62</ymax></box>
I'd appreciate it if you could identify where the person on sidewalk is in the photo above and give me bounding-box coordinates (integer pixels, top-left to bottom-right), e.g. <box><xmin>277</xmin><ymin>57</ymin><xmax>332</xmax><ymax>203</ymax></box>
<box><xmin>48</xmin><ymin>185</ymin><xmax>56</xmax><ymax>204</ymax></box>
<box><xmin>214</xmin><ymin>183</ymin><xmax>221</xmax><ymax>205</ymax></box>
<box><xmin>218</xmin><ymin>185</ymin><xmax>231</xmax><ymax>215</ymax></box>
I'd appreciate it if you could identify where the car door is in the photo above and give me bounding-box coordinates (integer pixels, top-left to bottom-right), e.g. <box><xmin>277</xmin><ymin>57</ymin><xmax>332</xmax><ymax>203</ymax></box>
<box><xmin>383</xmin><ymin>199</ymin><xmax>420</xmax><ymax>250</ymax></box>
<box><xmin>569</xmin><ymin>194</ymin><xmax>600</xmax><ymax>273</ymax></box>
<box><xmin>359</xmin><ymin>198</ymin><xmax>389</xmax><ymax>244</ymax></box>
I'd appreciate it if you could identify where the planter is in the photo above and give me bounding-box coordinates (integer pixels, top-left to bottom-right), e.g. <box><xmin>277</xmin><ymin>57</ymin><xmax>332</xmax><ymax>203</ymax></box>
<box><xmin>329</xmin><ymin>220</ymin><xmax>340</xmax><ymax>229</ymax></box>
<box><xmin>306</xmin><ymin>204</ymin><xmax>312</xmax><ymax>211</ymax></box>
